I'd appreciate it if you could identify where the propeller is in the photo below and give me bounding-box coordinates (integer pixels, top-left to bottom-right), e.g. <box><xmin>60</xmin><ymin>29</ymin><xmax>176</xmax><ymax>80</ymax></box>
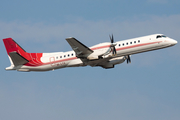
<box><xmin>126</xmin><ymin>55</ymin><xmax>131</xmax><ymax>64</ymax></box>
<box><xmin>109</xmin><ymin>34</ymin><xmax>117</xmax><ymax>56</ymax></box>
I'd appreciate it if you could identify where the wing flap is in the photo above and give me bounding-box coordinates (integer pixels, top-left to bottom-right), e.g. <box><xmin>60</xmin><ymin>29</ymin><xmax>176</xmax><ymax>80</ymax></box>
<box><xmin>66</xmin><ymin>37</ymin><xmax>93</xmax><ymax>57</ymax></box>
<box><xmin>9</xmin><ymin>52</ymin><xmax>29</xmax><ymax>66</ymax></box>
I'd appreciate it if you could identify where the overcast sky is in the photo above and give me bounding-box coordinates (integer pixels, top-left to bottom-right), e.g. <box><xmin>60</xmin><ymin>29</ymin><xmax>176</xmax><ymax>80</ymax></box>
<box><xmin>0</xmin><ymin>0</ymin><xmax>180</xmax><ymax>120</ymax></box>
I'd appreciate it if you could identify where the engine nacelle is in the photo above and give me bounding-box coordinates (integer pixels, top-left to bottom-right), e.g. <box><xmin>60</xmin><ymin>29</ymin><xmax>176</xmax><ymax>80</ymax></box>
<box><xmin>86</xmin><ymin>42</ymin><xmax>111</xmax><ymax>60</ymax></box>
<box><xmin>87</xmin><ymin>55</ymin><xmax>99</xmax><ymax>60</ymax></box>
<box><xmin>109</xmin><ymin>56</ymin><xmax>126</xmax><ymax>65</ymax></box>
<box><xmin>101</xmin><ymin>56</ymin><xmax>126</xmax><ymax>69</ymax></box>
<box><xmin>87</xmin><ymin>47</ymin><xmax>110</xmax><ymax>60</ymax></box>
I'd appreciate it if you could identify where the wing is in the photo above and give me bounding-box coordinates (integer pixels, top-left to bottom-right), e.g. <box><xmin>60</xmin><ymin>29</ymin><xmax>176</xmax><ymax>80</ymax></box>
<box><xmin>66</xmin><ymin>37</ymin><xmax>93</xmax><ymax>58</ymax></box>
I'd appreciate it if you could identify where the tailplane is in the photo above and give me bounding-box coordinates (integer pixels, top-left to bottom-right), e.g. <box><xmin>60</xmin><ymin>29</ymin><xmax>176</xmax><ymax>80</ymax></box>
<box><xmin>3</xmin><ymin>38</ymin><xmax>30</xmax><ymax>70</ymax></box>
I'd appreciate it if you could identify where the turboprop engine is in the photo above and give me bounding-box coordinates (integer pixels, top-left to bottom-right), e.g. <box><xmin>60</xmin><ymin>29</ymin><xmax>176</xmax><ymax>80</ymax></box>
<box><xmin>87</xmin><ymin>34</ymin><xmax>117</xmax><ymax>60</ymax></box>
<box><xmin>101</xmin><ymin>56</ymin><xmax>126</xmax><ymax>69</ymax></box>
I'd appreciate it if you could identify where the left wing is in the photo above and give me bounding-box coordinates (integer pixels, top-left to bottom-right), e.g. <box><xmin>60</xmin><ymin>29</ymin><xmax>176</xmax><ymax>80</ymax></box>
<box><xmin>66</xmin><ymin>37</ymin><xmax>93</xmax><ymax>58</ymax></box>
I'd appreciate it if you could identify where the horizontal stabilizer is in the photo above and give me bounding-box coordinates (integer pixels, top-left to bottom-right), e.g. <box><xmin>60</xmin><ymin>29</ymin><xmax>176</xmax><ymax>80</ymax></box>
<box><xmin>9</xmin><ymin>52</ymin><xmax>29</xmax><ymax>66</ymax></box>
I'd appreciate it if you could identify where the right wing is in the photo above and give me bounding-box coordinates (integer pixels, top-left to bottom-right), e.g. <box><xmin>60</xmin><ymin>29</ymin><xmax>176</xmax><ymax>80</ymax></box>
<box><xmin>66</xmin><ymin>37</ymin><xmax>93</xmax><ymax>58</ymax></box>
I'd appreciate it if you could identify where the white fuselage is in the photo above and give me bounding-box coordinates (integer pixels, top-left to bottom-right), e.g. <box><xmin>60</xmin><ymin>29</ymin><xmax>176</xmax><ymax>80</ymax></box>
<box><xmin>8</xmin><ymin>34</ymin><xmax>177</xmax><ymax>71</ymax></box>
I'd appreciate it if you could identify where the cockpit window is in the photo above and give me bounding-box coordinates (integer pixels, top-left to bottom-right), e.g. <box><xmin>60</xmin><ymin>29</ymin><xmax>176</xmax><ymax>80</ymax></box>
<box><xmin>156</xmin><ymin>35</ymin><xmax>167</xmax><ymax>39</ymax></box>
<box><xmin>161</xmin><ymin>35</ymin><xmax>166</xmax><ymax>38</ymax></box>
<box><xmin>156</xmin><ymin>35</ymin><xmax>161</xmax><ymax>38</ymax></box>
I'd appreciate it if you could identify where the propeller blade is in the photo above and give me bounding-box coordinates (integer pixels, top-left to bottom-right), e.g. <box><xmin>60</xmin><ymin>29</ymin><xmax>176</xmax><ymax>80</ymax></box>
<box><xmin>109</xmin><ymin>34</ymin><xmax>114</xmax><ymax>43</ymax></box>
<box><xmin>113</xmin><ymin>46</ymin><xmax>116</xmax><ymax>55</ymax></box>
<box><xmin>128</xmin><ymin>56</ymin><xmax>131</xmax><ymax>63</ymax></box>
<box><xmin>111</xmin><ymin>34</ymin><xmax>114</xmax><ymax>43</ymax></box>
<box><xmin>127</xmin><ymin>55</ymin><xmax>131</xmax><ymax>64</ymax></box>
<box><xmin>109</xmin><ymin>35</ymin><xmax>112</xmax><ymax>43</ymax></box>
<box><xmin>109</xmin><ymin>34</ymin><xmax>116</xmax><ymax>55</ymax></box>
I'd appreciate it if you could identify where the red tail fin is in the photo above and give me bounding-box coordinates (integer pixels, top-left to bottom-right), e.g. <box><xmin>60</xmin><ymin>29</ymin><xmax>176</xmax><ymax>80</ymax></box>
<box><xmin>3</xmin><ymin>38</ymin><xmax>30</xmax><ymax>60</ymax></box>
<box><xmin>3</xmin><ymin>38</ymin><xmax>30</xmax><ymax>66</ymax></box>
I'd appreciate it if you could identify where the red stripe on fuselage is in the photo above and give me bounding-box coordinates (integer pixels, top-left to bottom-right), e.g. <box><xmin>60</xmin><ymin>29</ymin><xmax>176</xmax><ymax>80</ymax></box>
<box><xmin>116</xmin><ymin>41</ymin><xmax>161</xmax><ymax>51</ymax></box>
<box><xmin>91</xmin><ymin>45</ymin><xmax>111</xmax><ymax>50</ymax></box>
<box><xmin>25</xmin><ymin>55</ymin><xmax>77</xmax><ymax>66</ymax></box>
<box><xmin>24</xmin><ymin>41</ymin><xmax>162</xmax><ymax>67</ymax></box>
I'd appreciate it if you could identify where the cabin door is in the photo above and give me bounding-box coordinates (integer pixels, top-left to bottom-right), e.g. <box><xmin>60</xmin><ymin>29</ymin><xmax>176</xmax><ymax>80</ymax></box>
<box><xmin>50</xmin><ymin>57</ymin><xmax>56</xmax><ymax>66</ymax></box>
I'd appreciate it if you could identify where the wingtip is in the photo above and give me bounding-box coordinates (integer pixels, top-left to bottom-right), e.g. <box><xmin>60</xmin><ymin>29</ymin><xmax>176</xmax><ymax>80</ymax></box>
<box><xmin>66</xmin><ymin>37</ymin><xmax>76</xmax><ymax>40</ymax></box>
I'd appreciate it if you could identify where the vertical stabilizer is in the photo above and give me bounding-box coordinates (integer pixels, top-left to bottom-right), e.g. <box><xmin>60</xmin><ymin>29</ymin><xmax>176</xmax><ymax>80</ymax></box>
<box><xmin>3</xmin><ymin>38</ymin><xmax>30</xmax><ymax>69</ymax></box>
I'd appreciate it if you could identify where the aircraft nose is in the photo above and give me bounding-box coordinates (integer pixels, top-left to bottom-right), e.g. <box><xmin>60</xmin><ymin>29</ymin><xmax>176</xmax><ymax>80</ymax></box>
<box><xmin>171</xmin><ymin>39</ymin><xmax>178</xmax><ymax>45</ymax></box>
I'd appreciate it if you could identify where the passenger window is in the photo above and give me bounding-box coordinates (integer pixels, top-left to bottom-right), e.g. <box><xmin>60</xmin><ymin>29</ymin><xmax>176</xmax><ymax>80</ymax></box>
<box><xmin>134</xmin><ymin>41</ymin><xmax>136</xmax><ymax>43</ymax></box>
<box><xmin>119</xmin><ymin>44</ymin><xmax>120</xmax><ymax>46</ymax></box>
<box><xmin>64</xmin><ymin>55</ymin><xmax>66</xmax><ymax>58</ymax></box>
<box><xmin>68</xmin><ymin>54</ymin><xmax>70</xmax><ymax>57</ymax></box>
<box><xmin>60</xmin><ymin>56</ymin><xmax>62</xmax><ymax>58</ymax></box>
<box><xmin>122</xmin><ymin>43</ymin><xmax>124</xmax><ymax>46</ymax></box>
<box><xmin>138</xmin><ymin>40</ymin><xmax>140</xmax><ymax>43</ymax></box>
<box><xmin>130</xmin><ymin>42</ymin><xmax>132</xmax><ymax>44</ymax></box>
<box><xmin>72</xmin><ymin>53</ymin><xmax>73</xmax><ymax>56</ymax></box>
<box><xmin>56</xmin><ymin>57</ymin><xmax>58</xmax><ymax>59</ymax></box>
<box><xmin>126</xmin><ymin>43</ymin><xmax>128</xmax><ymax>45</ymax></box>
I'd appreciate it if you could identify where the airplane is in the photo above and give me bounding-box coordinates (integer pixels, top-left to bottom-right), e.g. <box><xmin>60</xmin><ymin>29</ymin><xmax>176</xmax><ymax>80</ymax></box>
<box><xmin>3</xmin><ymin>34</ymin><xmax>177</xmax><ymax>72</ymax></box>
